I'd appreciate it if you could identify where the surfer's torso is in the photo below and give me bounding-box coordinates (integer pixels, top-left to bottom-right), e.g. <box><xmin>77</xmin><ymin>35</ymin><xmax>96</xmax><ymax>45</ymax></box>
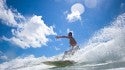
<box><xmin>68</xmin><ymin>36</ymin><xmax>77</xmax><ymax>47</ymax></box>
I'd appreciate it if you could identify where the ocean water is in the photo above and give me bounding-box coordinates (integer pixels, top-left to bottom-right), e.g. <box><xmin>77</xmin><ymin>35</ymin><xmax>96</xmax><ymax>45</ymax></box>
<box><xmin>0</xmin><ymin>13</ymin><xmax>125</xmax><ymax>70</ymax></box>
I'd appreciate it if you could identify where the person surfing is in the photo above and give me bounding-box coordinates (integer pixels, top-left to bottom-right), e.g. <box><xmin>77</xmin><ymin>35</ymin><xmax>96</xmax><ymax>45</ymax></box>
<box><xmin>56</xmin><ymin>32</ymin><xmax>80</xmax><ymax>59</ymax></box>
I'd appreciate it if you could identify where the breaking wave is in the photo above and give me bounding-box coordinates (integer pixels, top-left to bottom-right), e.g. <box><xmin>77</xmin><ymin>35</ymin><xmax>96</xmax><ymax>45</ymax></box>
<box><xmin>70</xmin><ymin>13</ymin><xmax>125</xmax><ymax>63</ymax></box>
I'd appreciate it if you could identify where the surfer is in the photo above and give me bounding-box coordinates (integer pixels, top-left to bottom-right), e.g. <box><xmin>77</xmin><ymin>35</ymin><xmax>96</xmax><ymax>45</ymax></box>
<box><xmin>56</xmin><ymin>32</ymin><xmax>79</xmax><ymax>56</ymax></box>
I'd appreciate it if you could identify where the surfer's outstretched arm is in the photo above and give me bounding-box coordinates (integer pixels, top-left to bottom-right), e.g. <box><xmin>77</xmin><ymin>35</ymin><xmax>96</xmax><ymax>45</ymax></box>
<box><xmin>56</xmin><ymin>36</ymin><xmax>69</xmax><ymax>39</ymax></box>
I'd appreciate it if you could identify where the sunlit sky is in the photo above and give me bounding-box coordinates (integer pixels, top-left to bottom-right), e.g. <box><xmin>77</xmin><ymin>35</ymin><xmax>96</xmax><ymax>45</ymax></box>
<box><xmin>0</xmin><ymin>0</ymin><xmax>125</xmax><ymax>61</ymax></box>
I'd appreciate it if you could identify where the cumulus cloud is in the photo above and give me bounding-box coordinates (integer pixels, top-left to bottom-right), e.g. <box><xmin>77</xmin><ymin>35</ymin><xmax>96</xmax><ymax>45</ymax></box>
<box><xmin>0</xmin><ymin>0</ymin><xmax>56</xmax><ymax>48</ymax></box>
<box><xmin>4</xmin><ymin>16</ymin><xmax>56</xmax><ymax>48</ymax></box>
<box><xmin>66</xmin><ymin>3</ymin><xmax>85</xmax><ymax>22</ymax></box>
<box><xmin>0</xmin><ymin>0</ymin><xmax>25</xmax><ymax>26</ymax></box>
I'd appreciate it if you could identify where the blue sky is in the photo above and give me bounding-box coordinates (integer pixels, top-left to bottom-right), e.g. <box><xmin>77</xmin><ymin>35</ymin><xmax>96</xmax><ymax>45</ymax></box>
<box><xmin>0</xmin><ymin>0</ymin><xmax>125</xmax><ymax>62</ymax></box>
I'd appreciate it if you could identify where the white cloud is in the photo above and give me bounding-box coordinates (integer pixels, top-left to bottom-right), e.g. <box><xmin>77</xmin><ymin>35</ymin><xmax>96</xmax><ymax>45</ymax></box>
<box><xmin>10</xmin><ymin>15</ymin><xmax>56</xmax><ymax>48</ymax></box>
<box><xmin>0</xmin><ymin>0</ymin><xmax>56</xmax><ymax>48</ymax></box>
<box><xmin>0</xmin><ymin>0</ymin><xmax>25</xmax><ymax>26</ymax></box>
<box><xmin>84</xmin><ymin>0</ymin><xmax>97</xmax><ymax>8</ymax></box>
<box><xmin>66</xmin><ymin>3</ymin><xmax>85</xmax><ymax>22</ymax></box>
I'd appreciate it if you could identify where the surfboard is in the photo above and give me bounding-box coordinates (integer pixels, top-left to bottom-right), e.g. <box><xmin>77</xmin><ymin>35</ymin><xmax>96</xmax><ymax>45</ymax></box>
<box><xmin>43</xmin><ymin>60</ymin><xmax>75</xmax><ymax>67</ymax></box>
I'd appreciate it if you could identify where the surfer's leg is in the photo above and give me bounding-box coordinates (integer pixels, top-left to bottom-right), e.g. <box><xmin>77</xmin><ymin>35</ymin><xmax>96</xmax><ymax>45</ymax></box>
<box><xmin>70</xmin><ymin>46</ymin><xmax>75</xmax><ymax>55</ymax></box>
<box><xmin>71</xmin><ymin>46</ymin><xmax>80</xmax><ymax>55</ymax></box>
<box><xmin>62</xmin><ymin>47</ymin><xmax>77</xmax><ymax>60</ymax></box>
<box><xmin>62</xmin><ymin>51</ymin><xmax>69</xmax><ymax>60</ymax></box>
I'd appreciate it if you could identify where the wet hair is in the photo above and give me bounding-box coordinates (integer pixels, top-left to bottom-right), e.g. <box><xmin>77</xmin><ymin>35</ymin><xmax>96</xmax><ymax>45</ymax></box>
<box><xmin>68</xmin><ymin>32</ymin><xmax>72</xmax><ymax>36</ymax></box>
